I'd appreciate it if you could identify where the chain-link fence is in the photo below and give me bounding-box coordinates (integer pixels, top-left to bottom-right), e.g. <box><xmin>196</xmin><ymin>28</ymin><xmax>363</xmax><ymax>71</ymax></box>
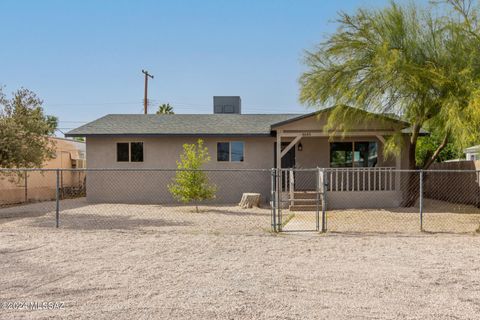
<box><xmin>0</xmin><ymin>168</ymin><xmax>272</xmax><ymax>235</ymax></box>
<box><xmin>1</xmin><ymin>168</ymin><xmax>480</xmax><ymax>234</ymax></box>
<box><xmin>273</xmin><ymin>168</ymin><xmax>480</xmax><ymax>234</ymax></box>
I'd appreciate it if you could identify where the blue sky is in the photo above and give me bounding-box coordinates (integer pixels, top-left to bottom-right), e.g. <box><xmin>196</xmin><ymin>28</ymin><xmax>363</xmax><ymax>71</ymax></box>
<box><xmin>0</xmin><ymin>0</ymin><xmax>422</xmax><ymax>134</ymax></box>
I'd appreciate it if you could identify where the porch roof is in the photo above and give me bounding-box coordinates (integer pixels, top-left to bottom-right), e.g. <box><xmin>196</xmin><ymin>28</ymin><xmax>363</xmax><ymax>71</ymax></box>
<box><xmin>271</xmin><ymin>106</ymin><xmax>410</xmax><ymax>129</ymax></box>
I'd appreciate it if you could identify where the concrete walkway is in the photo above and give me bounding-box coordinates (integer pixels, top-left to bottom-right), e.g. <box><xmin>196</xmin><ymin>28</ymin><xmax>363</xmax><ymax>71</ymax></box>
<box><xmin>282</xmin><ymin>211</ymin><xmax>320</xmax><ymax>231</ymax></box>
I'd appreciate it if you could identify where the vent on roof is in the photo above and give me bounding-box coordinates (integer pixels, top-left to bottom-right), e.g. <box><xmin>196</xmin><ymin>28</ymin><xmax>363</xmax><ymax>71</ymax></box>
<box><xmin>213</xmin><ymin>96</ymin><xmax>241</xmax><ymax>114</ymax></box>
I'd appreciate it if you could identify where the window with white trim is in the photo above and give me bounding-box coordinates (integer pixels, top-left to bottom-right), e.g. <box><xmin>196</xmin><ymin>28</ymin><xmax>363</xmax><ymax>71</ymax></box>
<box><xmin>217</xmin><ymin>142</ymin><xmax>244</xmax><ymax>162</ymax></box>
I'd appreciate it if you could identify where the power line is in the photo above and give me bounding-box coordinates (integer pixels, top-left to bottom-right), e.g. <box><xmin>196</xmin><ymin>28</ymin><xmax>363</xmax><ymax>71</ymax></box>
<box><xmin>46</xmin><ymin>101</ymin><xmax>142</xmax><ymax>106</ymax></box>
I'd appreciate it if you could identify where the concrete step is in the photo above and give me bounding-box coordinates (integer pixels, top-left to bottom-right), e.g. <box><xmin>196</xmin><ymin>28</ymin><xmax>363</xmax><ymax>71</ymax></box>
<box><xmin>293</xmin><ymin>191</ymin><xmax>320</xmax><ymax>199</ymax></box>
<box><xmin>289</xmin><ymin>204</ymin><xmax>321</xmax><ymax>211</ymax></box>
<box><xmin>290</xmin><ymin>199</ymin><xmax>319</xmax><ymax>205</ymax></box>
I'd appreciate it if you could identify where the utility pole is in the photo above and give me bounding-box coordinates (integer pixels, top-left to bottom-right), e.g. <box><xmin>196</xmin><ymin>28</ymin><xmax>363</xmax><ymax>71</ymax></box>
<box><xmin>142</xmin><ymin>69</ymin><xmax>154</xmax><ymax>114</ymax></box>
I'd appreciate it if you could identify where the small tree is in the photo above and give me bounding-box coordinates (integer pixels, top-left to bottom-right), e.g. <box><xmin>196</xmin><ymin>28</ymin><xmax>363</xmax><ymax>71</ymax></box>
<box><xmin>168</xmin><ymin>139</ymin><xmax>216</xmax><ymax>212</ymax></box>
<box><xmin>0</xmin><ymin>87</ymin><xmax>57</xmax><ymax>169</ymax></box>
<box><xmin>156</xmin><ymin>103</ymin><xmax>174</xmax><ymax>114</ymax></box>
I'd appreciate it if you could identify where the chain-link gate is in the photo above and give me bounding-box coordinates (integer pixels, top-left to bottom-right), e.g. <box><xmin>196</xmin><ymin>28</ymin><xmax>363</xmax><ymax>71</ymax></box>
<box><xmin>271</xmin><ymin>168</ymin><xmax>326</xmax><ymax>232</ymax></box>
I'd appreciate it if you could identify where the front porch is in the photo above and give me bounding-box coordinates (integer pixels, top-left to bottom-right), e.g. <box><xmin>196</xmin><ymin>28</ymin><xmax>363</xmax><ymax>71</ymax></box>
<box><xmin>275</xmin><ymin>167</ymin><xmax>404</xmax><ymax>232</ymax></box>
<box><xmin>277</xmin><ymin>167</ymin><xmax>401</xmax><ymax>207</ymax></box>
<box><xmin>270</xmin><ymin>109</ymin><xmax>412</xmax><ymax>223</ymax></box>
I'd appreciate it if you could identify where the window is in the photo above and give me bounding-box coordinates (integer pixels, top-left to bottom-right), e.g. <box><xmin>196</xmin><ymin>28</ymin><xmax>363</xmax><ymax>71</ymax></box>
<box><xmin>330</xmin><ymin>142</ymin><xmax>352</xmax><ymax>168</ymax></box>
<box><xmin>217</xmin><ymin>142</ymin><xmax>244</xmax><ymax>162</ymax></box>
<box><xmin>231</xmin><ymin>142</ymin><xmax>244</xmax><ymax>162</ymax></box>
<box><xmin>117</xmin><ymin>143</ymin><xmax>129</xmax><ymax>162</ymax></box>
<box><xmin>330</xmin><ymin>141</ymin><xmax>377</xmax><ymax>167</ymax></box>
<box><xmin>131</xmin><ymin>142</ymin><xmax>144</xmax><ymax>162</ymax></box>
<box><xmin>217</xmin><ymin>142</ymin><xmax>230</xmax><ymax>161</ymax></box>
<box><xmin>116</xmin><ymin>142</ymin><xmax>144</xmax><ymax>162</ymax></box>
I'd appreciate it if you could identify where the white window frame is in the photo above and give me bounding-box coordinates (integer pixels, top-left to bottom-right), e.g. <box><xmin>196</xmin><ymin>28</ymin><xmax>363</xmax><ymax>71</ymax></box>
<box><xmin>217</xmin><ymin>141</ymin><xmax>245</xmax><ymax>162</ymax></box>
<box><xmin>116</xmin><ymin>141</ymin><xmax>144</xmax><ymax>163</ymax></box>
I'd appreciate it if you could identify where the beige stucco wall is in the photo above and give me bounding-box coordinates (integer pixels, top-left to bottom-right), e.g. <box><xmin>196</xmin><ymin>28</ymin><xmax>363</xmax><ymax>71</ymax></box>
<box><xmin>85</xmin><ymin>136</ymin><xmax>275</xmax><ymax>204</ymax></box>
<box><xmin>85</xmin><ymin>131</ymin><xmax>410</xmax><ymax>206</ymax></box>
<box><xmin>0</xmin><ymin>138</ymin><xmax>86</xmax><ymax>205</ymax></box>
<box><xmin>86</xmin><ymin>136</ymin><xmax>275</xmax><ymax>169</ymax></box>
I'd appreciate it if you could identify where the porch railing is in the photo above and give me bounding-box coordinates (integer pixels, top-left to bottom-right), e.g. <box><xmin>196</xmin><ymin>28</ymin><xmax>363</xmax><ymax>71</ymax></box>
<box><xmin>326</xmin><ymin>167</ymin><xmax>396</xmax><ymax>192</ymax></box>
<box><xmin>278</xmin><ymin>167</ymin><xmax>397</xmax><ymax>193</ymax></box>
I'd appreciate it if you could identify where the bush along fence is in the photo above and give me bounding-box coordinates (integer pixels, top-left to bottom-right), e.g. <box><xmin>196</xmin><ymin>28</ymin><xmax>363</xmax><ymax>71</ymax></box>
<box><xmin>0</xmin><ymin>168</ymin><xmax>480</xmax><ymax>234</ymax></box>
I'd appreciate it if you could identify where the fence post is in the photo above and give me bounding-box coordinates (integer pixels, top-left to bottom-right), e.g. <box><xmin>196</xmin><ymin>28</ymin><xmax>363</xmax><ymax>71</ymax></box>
<box><xmin>55</xmin><ymin>169</ymin><xmax>60</xmax><ymax>228</ymax></box>
<box><xmin>271</xmin><ymin>168</ymin><xmax>277</xmax><ymax>232</ymax></box>
<box><xmin>419</xmin><ymin>170</ymin><xmax>423</xmax><ymax>232</ymax></box>
<box><xmin>321</xmin><ymin>168</ymin><xmax>327</xmax><ymax>233</ymax></box>
<box><xmin>289</xmin><ymin>168</ymin><xmax>294</xmax><ymax>207</ymax></box>
<box><xmin>316</xmin><ymin>167</ymin><xmax>320</xmax><ymax>232</ymax></box>
<box><xmin>24</xmin><ymin>170</ymin><xmax>28</xmax><ymax>203</ymax></box>
<box><xmin>277</xmin><ymin>168</ymin><xmax>282</xmax><ymax>232</ymax></box>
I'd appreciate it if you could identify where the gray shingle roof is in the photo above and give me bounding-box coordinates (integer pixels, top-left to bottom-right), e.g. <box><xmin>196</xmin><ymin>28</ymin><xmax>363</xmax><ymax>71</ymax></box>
<box><xmin>65</xmin><ymin>114</ymin><xmax>303</xmax><ymax>137</ymax></box>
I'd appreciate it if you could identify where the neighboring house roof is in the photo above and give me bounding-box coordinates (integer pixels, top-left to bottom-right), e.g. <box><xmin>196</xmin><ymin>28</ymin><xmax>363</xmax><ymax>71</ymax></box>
<box><xmin>400</xmin><ymin>127</ymin><xmax>429</xmax><ymax>135</ymax></box>
<box><xmin>464</xmin><ymin>145</ymin><xmax>480</xmax><ymax>153</ymax></box>
<box><xmin>65</xmin><ymin>114</ymin><xmax>303</xmax><ymax>137</ymax></box>
<box><xmin>51</xmin><ymin>137</ymin><xmax>86</xmax><ymax>150</ymax></box>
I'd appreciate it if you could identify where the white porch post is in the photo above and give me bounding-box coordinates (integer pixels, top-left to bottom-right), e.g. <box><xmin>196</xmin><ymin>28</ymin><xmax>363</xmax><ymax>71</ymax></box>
<box><xmin>276</xmin><ymin>131</ymin><xmax>282</xmax><ymax>170</ymax></box>
<box><xmin>395</xmin><ymin>150</ymin><xmax>402</xmax><ymax>192</ymax></box>
<box><xmin>276</xmin><ymin>131</ymin><xmax>282</xmax><ymax>213</ymax></box>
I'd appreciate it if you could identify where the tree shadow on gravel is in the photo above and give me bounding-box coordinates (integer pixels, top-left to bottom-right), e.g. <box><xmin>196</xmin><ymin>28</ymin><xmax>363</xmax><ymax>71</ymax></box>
<box><xmin>26</xmin><ymin>213</ymin><xmax>194</xmax><ymax>231</ymax></box>
<box><xmin>0</xmin><ymin>198</ymin><xmax>90</xmax><ymax>224</ymax></box>
<box><xmin>205</xmin><ymin>208</ymin><xmax>270</xmax><ymax>217</ymax></box>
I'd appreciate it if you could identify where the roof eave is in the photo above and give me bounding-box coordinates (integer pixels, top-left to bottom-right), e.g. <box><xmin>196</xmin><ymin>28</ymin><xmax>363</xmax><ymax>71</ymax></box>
<box><xmin>64</xmin><ymin>133</ymin><xmax>275</xmax><ymax>138</ymax></box>
<box><xmin>270</xmin><ymin>106</ymin><xmax>411</xmax><ymax>130</ymax></box>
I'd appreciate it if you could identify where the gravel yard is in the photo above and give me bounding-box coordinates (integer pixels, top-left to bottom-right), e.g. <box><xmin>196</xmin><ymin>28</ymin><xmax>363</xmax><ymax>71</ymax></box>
<box><xmin>1</xmin><ymin>199</ymin><xmax>480</xmax><ymax>319</ymax></box>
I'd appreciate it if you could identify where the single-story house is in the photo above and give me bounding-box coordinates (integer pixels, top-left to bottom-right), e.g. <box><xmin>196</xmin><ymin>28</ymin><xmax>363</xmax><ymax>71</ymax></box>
<box><xmin>65</xmin><ymin>96</ymin><xmax>417</xmax><ymax>208</ymax></box>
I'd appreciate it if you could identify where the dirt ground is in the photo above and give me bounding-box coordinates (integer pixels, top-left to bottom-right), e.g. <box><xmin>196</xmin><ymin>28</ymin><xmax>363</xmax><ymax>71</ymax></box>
<box><xmin>1</xmin><ymin>199</ymin><xmax>480</xmax><ymax>319</ymax></box>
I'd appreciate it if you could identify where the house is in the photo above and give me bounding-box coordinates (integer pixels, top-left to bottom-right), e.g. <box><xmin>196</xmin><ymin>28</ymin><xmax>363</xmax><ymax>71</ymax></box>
<box><xmin>1</xmin><ymin>137</ymin><xmax>86</xmax><ymax>206</ymax></box>
<box><xmin>65</xmin><ymin>96</ymin><xmax>416</xmax><ymax>208</ymax></box>
<box><xmin>464</xmin><ymin>145</ymin><xmax>480</xmax><ymax>161</ymax></box>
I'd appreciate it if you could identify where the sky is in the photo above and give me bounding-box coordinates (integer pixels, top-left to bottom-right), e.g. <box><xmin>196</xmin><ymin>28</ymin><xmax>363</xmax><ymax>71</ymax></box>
<box><xmin>0</xmin><ymin>0</ymin><xmax>423</xmax><ymax>135</ymax></box>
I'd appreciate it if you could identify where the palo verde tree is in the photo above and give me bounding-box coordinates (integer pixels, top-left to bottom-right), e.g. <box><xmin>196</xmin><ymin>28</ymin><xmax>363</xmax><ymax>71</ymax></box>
<box><xmin>0</xmin><ymin>87</ymin><xmax>57</xmax><ymax>169</ymax></box>
<box><xmin>156</xmin><ymin>103</ymin><xmax>174</xmax><ymax>115</ymax></box>
<box><xmin>299</xmin><ymin>0</ymin><xmax>480</xmax><ymax>170</ymax></box>
<box><xmin>168</xmin><ymin>139</ymin><xmax>216</xmax><ymax>212</ymax></box>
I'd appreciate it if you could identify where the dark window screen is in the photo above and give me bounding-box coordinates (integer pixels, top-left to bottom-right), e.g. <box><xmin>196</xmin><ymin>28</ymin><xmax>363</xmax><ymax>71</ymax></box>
<box><xmin>217</xmin><ymin>142</ymin><xmax>230</xmax><ymax>161</ymax></box>
<box><xmin>117</xmin><ymin>143</ymin><xmax>129</xmax><ymax>162</ymax></box>
<box><xmin>131</xmin><ymin>142</ymin><xmax>144</xmax><ymax>162</ymax></box>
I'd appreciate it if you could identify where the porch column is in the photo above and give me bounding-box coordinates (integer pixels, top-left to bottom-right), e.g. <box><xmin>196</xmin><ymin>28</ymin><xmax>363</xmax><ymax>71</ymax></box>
<box><xmin>276</xmin><ymin>130</ymin><xmax>282</xmax><ymax>170</ymax></box>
